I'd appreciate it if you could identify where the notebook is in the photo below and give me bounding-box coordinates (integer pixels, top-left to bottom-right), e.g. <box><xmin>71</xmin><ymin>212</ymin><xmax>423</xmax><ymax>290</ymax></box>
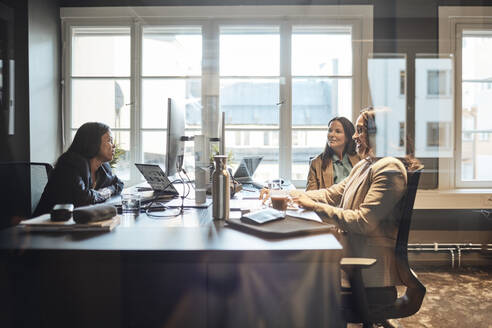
<box><xmin>18</xmin><ymin>214</ymin><xmax>120</xmax><ymax>232</ymax></box>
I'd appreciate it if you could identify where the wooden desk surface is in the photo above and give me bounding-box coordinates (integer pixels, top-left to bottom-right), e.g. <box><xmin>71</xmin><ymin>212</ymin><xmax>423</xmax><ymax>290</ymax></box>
<box><xmin>0</xmin><ymin>205</ymin><xmax>342</xmax><ymax>260</ymax></box>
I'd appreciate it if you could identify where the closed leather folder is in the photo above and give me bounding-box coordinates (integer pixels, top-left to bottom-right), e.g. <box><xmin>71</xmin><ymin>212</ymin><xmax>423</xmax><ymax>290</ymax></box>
<box><xmin>228</xmin><ymin>215</ymin><xmax>335</xmax><ymax>238</ymax></box>
<box><xmin>73</xmin><ymin>204</ymin><xmax>117</xmax><ymax>224</ymax></box>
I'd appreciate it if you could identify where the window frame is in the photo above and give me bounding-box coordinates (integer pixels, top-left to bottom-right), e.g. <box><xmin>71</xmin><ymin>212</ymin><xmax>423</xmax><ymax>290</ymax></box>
<box><xmin>455</xmin><ymin>22</ymin><xmax>492</xmax><ymax>188</ymax></box>
<box><xmin>439</xmin><ymin>7</ymin><xmax>492</xmax><ymax>189</ymax></box>
<box><xmin>61</xmin><ymin>6</ymin><xmax>373</xmax><ymax>186</ymax></box>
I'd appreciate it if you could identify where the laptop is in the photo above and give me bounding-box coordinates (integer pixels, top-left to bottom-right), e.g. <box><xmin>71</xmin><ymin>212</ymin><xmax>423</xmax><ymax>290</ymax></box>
<box><xmin>135</xmin><ymin>163</ymin><xmax>179</xmax><ymax>197</ymax></box>
<box><xmin>233</xmin><ymin>156</ymin><xmax>263</xmax><ymax>187</ymax></box>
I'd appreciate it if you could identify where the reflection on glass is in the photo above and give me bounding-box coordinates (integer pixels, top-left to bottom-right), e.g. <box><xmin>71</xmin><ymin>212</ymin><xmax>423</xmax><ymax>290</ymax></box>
<box><xmin>292</xmin><ymin>26</ymin><xmax>352</xmax><ymax>76</ymax></box>
<box><xmin>415</xmin><ymin>55</ymin><xmax>453</xmax><ymax>158</ymax></box>
<box><xmin>72</xmin><ymin>79</ymin><xmax>130</xmax><ymax>129</ymax></box>
<box><xmin>72</xmin><ymin>27</ymin><xmax>130</xmax><ymax>77</ymax></box>
<box><xmin>142</xmin><ymin>26</ymin><xmax>202</xmax><ymax>77</ymax></box>
<box><xmin>141</xmin><ymin>79</ymin><xmax>201</xmax><ymax>129</ymax></box>
<box><xmin>367</xmin><ymin>54</ymin><xmax>406</xmax><ymax>157</ymax></box>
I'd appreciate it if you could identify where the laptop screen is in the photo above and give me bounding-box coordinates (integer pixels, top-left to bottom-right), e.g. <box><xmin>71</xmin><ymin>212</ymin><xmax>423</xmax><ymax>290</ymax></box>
<box><xmin>234</xmin><ymin>156</ymin><xmax>263</xmax><ymax>180</ymax></box>
<box><xmin>135</xmin><ymin>164</ymin><xmax>178</xmax><ymax>194</ymax></box>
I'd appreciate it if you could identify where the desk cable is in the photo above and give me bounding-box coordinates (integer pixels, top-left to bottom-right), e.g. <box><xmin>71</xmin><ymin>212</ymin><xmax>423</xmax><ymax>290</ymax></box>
<box><xmin>145</xmin><ymin>169</ymin><xmax>192</xmax><ymax>219</ymax></box>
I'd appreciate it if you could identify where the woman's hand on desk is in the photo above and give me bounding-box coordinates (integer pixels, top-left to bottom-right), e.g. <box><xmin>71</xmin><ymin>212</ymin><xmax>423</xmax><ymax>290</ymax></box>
<box><xmin>291</xmin><ymin>193</ymin><xmax>317</xmax><ymax>211</ymax></box>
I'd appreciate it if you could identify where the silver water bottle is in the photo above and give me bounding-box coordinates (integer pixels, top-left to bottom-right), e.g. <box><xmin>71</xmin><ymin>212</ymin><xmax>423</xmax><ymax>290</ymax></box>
<box><xmin>212</xmin><ymin>155</ymin><xmax>230</xmax><ymax>220</ymax></box>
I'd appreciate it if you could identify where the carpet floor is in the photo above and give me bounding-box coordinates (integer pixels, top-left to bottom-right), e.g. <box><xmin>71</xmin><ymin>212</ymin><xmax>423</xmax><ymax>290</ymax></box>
<box><xmin>348</xmin><ymin>267</ymin><xmax>492</xmax><ymax>328</ymax></box>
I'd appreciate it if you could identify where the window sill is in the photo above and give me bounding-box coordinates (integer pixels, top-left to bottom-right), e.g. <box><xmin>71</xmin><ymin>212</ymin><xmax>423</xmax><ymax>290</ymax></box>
<box><xmin>415</xmin><ymin>189</ymin><xmax>492</xmax><ymax>209</ymax></box>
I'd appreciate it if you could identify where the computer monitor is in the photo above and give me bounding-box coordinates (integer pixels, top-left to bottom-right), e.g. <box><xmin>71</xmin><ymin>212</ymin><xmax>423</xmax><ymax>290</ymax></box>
<box><xmin>166</xmin><ymin>98</ymin><xmax>185</xmax><ymax>177</ymax></box>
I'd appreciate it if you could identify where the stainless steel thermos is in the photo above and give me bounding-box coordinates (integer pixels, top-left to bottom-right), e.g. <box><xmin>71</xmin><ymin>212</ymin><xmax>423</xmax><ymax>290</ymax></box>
<box><xmin>212</xmin><ymin>155</ymin><xmax>230</xmax><ymax>220</ymax></box>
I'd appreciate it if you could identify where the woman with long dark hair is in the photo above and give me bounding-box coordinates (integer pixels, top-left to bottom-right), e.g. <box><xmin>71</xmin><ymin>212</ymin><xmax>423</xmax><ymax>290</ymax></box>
<box><xmin>306</xmin><ymin>116</ymin><xmax>360</xmax><ymax>190</ymax></box>
<box><xmin>291</xmin><ymin>107</ymin><xmax>421</xmax><ymax>288</ymax></box>
<box><xmin>34</xmin><ymin>122</ymin><xmax>123</xmax><ymax>216</ymax></box>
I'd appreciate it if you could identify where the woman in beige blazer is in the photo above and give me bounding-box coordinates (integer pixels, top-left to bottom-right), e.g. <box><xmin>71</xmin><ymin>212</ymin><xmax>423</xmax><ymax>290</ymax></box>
<box><xmin>292</xmin><ymin>108</ymin><xmax>420</xmax><ymax>287</ymax></box>
<box><xmin>306</xmin><ymin>117</ymin><xmax>360</xmax><ymax>191</ymax></box>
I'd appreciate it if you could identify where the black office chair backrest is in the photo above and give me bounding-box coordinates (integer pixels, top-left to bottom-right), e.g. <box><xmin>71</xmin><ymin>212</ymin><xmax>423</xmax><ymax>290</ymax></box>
<box><xmin>30</xmin><ymin>163</ymin><xmax>53</xmax><ymax>214</ymax></box>
<box><xmin>391</xmin><ymin>167</ymin><xmax>425</xmax><ymax>318</ymax></box>
<box><xmin>0</xmin><ymin>162</ymin><xmax>53</xmax><ymax>225</ymax></box>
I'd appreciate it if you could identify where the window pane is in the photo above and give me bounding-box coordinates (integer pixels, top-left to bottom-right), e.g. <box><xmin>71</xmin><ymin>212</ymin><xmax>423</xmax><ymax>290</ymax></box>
<box><xmin>415</xmin><ymin>57</ymin><xmax>454</xmax><ymax>158</ymax></box>
<box><xmin>142</xmin><ymin>26</ymin><xmax>202</xmax><ymax>76</ymax></box>
<box><xmin>461</xmin><ymin>82</ymin><xmax>492</xmax><ymax>181</ymax></box>
<box><xmin>292</xmin><ymin>78</ymin><xmax>352</xmax><ymax>179</ymax></box>
<box><xmin>292</xmin><ymin>130</ymin><xmax>327</xmax><ymax>181</ymax></box>
<box><xmin>112</xmin><ymin>131</ymin><xmax>131</xmax><ymax>181</ymax></box>
<box><xmin>292</xmin><ymin>26</ymin><xmax>352</xmax><ymax>76</ymax></box>
<box><xmin>292</xmin><ymin>78</ymin><xmax>352</xmax><ymax>126</ymax></box>
<box><xmin>462</xmin><ymin>31</ymin><xmax>492</xmax><ymax>80</ymax></box>
<box><xmin>72</xmin><ymin>27</ymin><xmax>130</xmax><ymax>77</ymax></box>
<box><xmin>142</xmin><ymin>130</ymin><xmax>198</xmax><ymax>178</ymax></box>
<box><xmin>221</xmin><ymin>78</ymin><xmax>279</xmax><ymax>181</ymax></box>
<box><xmin>141</xmin><ymin>78</ymin><xmax>201</xmax><ymax>129</ymax></box>
<box><xmin>220</xmin><ymin>26</ymin><xmax>279</xmax><ymax>76</ymax></box>
<box><xmin>367</xmin><ymin>56</ymin><xmax>406</xmax><ymax>157</ymax></box>
<box><xmin>142</xmin><ymin>131</ymin><xmax>166</xmax><ymax>166</ymax></box>
<box><xmin>221</xmin><ymin>78</ymin><xmax>279</xmax><ymax>125</ymax></box>
<box><xmin>71</xmin><ymin>79</ymin><xmax>130</xmax><ymax>129</ymax></box>
<box><xmin>225</xmin><ymin>130</ymin><xmax>279</xmax><ymax>183</ymax></box>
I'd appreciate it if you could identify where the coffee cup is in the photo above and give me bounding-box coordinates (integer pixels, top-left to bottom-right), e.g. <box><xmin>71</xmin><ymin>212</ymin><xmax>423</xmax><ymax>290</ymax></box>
<box><xmin>270</xmin><ymin>190</ymin><xmax>290</xmax><ymax>213</ymax></box>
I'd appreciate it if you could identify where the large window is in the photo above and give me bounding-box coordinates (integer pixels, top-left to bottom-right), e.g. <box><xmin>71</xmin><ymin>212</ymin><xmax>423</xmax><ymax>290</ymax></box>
<box><xmin>291</xmin><ymin>26</ymin><xmax>353</xmax><ymax>181</ymax></box>
<box><xmin>141</xmin><ymin>26</ymin><xmax>202</xmax><ymax>173</ymax></box>
<box><xmin>220</xmin><ymin>26</ymin><xmax>280</xmax><ymax>182</ymax></box>
<box><xmin>62</xmin><ymin>6</ymin><xmax>371</xmax><ymax>185</ymax></box>
<box><xmin>439</xmin><ymin>7</ymin><xmax>492</xmax><ymax>190</ymax></box>
<box><xmin>459</xmin><ymin>29</ymin><xmax>492</xmax><ymax>183</ymax></box>
<box><xmin>69</xmin><ymin>27</ymin><xmax>132</xmax><ymax>180</ymax></box>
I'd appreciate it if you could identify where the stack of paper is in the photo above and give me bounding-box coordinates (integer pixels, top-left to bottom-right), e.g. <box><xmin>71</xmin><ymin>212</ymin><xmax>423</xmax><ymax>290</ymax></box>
<box><xmin>18</xmin><ymin>214</ymin><xmax>120</xmax><ymax>232</ymax></box>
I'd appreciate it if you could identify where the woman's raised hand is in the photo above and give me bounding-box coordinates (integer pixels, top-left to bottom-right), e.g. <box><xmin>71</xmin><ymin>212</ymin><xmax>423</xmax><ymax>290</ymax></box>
<box><xmin>259</xmin><ymin>188</ymin><xmax>270</xmax><ymax>204</ymax></box>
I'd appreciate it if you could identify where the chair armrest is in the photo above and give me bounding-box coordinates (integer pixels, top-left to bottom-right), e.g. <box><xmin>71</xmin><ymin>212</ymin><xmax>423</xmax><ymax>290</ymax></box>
<box><xmin>340</xmin><ymin>257</ymin><xmax>377</xmax><ymax>270</ymax></box>
<box><xmin>340</xmin><ymin>258</ymin><xmax>377</xmax><ymax>323</ymax></box>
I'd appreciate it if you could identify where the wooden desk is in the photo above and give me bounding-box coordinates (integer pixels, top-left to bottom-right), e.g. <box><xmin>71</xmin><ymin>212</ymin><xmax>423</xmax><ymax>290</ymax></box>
<box><xmin>0</xmin><ymin>207</ymin><xmax>343</xmax><ymax>328</ymax></box>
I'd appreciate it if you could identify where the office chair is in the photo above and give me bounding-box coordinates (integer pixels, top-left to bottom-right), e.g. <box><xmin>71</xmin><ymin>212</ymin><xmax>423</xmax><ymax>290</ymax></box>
<box><xmin>0</xmin><ymin>162</ymin><xmax>53</xmax><ymax>227</ymax></box>
<box><xmin>340</xmin><ymin>168</ymin><xmax>425</xmax><ymax>328</ymax></box>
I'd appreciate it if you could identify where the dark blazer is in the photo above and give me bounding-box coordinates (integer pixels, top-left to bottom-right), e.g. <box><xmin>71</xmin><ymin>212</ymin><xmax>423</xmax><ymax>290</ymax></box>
<box><xmin>33</xmin><ymin>151</ymin><xmax>124</xmax><ymax>216</ymax></box>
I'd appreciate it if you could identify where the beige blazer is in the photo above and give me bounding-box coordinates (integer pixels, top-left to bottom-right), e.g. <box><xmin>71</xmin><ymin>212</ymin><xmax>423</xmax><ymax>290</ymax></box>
<box><xmin>306</xmin><ymin>153</ymin><xmax>360</xmax><ymax>191</ymax></box>
<box><xmin>305</xmin><ymin>157</ymin><xmax>407</xmax><ymax>287</ymax></box>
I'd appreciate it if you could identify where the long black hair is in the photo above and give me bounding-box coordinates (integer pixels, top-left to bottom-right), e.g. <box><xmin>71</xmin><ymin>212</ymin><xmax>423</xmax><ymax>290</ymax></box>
<box><xmin>68</xmin><ymin>122</ymin><xmax>110</xmax><ymax>160</ymax></box>
<box><xmin>321</xmin><ymin>116</ymin><xmax>357</xmax><ymax>170</ymax></box>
